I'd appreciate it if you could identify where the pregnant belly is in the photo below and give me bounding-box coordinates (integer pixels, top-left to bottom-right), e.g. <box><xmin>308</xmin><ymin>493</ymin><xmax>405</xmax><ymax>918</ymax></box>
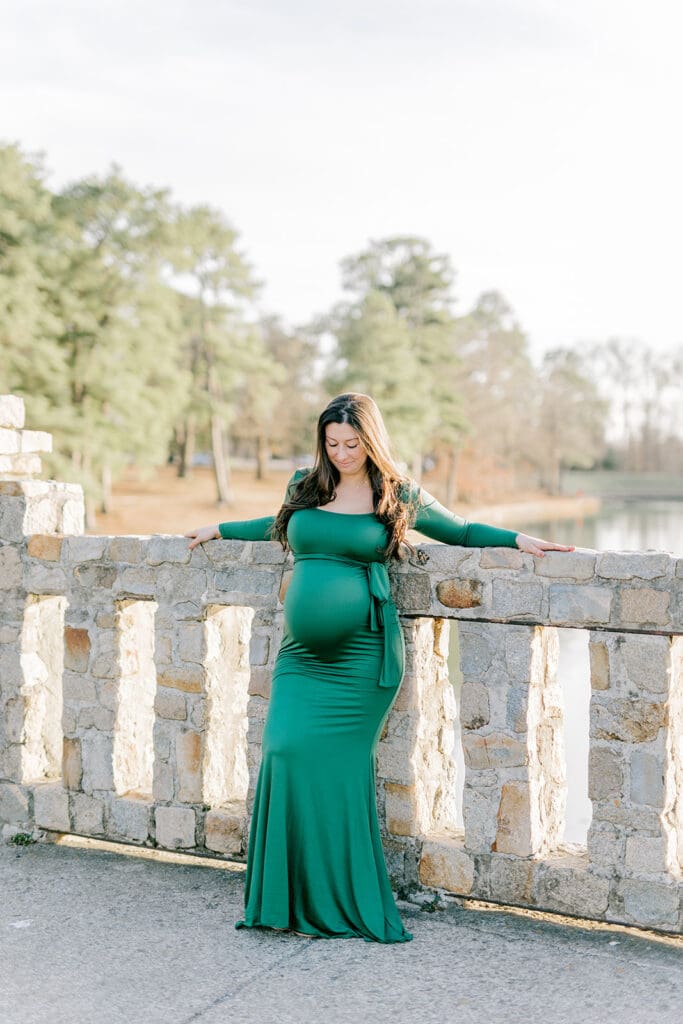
<box><xmin>284</xmin><ymin>560</ymin><xmax>372</xmax><ymax>657</ymax></box>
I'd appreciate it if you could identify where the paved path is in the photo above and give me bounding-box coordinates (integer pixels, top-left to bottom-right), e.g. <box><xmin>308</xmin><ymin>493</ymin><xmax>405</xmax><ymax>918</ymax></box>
<box><xmin>1</xmin><ymin>839</ymin><xmax>681</xmax><ymax>1024</ymax></box>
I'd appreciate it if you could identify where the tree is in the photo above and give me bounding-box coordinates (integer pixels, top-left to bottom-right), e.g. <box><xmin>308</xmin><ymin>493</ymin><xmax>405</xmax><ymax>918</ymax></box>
<box><xmin>327</xmin><ymin>236</ymin><xmax>461</xmax><ymax>478</ymax></box>
<box><xmin>168</xmin><ymin>204</ymin><xmax>259</xmax><ymax>503</ymax></box>
<box><xmin>533</xmin><ymin>348</ymin><xmax>608</xmax><ymax>494</ymax></box>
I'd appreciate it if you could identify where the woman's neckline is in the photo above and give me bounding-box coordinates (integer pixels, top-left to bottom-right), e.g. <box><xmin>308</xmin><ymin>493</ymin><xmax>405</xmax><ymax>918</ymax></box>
<box><xmin>312</xmin><ymin>507</ymin><xmax>376</xmax><ymax>517</ymax></box>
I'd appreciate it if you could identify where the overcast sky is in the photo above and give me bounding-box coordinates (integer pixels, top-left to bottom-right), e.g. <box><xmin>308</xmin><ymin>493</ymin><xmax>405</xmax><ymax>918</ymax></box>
<box><xmin>2</xmin><ymin>0</ymin><xmax>681</xmax><ymax>361</ymax></box>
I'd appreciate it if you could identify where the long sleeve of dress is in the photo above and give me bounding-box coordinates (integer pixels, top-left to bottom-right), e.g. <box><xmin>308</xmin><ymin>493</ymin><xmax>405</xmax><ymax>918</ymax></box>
<box><xmin>412</xmin><ymin>486</ymin><xmax>519</xmax><ymax>548</ymax></box>
<box><xmin>217</xmin><ymin>468</ymin><xmax>308</xmax><ymax>541</ymax></box>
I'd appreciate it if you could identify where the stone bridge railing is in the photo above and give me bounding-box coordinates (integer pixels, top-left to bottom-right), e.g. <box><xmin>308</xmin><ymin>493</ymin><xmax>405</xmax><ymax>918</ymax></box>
<box><xmin>1</xmin><ymin>394</ymin><xmax>681</xmax><ymax>934</ymax></box>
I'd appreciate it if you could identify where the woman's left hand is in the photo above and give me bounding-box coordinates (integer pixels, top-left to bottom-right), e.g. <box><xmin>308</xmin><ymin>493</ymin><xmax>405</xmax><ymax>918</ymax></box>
<box><xmin>514</xmin><ymin>533</ymin><xmax>575</xmax><ymax>557</ymax></box>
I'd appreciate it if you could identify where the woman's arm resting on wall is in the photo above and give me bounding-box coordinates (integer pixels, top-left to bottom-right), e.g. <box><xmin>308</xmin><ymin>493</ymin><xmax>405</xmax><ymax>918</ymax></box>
<box><xmin>412</xmin><ymin>487</ymin><xmax>574</xmax><ymax>555</ymax></box>
<box><xmin>184</xmin><ymin>468</ymin><xmax>309</xmax><ymax>551</ymax></box>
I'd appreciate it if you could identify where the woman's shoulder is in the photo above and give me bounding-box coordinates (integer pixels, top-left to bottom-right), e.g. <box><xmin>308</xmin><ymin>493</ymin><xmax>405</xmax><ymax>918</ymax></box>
<box><xmin>396</xmin><ymin>477</ymin><xmax>422</xmax><ymax>505</ymax></box>
<box><xmin>289</xmin><ymin>466</ymin><xmax>312</xmax><ymax>484</ymax></box>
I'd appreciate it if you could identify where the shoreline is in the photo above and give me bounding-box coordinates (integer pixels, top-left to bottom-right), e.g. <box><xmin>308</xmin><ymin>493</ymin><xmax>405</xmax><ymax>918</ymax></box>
<box><xmin>456</xmin><ymin>494</ymin><xmax>602</xmax><ymax>526</ymax></box>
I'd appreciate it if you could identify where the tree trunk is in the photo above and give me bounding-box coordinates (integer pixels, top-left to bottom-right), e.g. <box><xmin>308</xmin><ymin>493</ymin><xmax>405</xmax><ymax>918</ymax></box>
<box><xmin>445</xmin><ymin>447</ymin><xmax>460</xmax><ymax>507</ymax></box>
<box><xmin>178</xmin><ymin>413</ymin><xmax>196</xmax><ymax>479</ymax></box>
<box><xmin>100</xmin><ymin>463</ymin><xmax>112</xmax><ymax>514</ymax></box>
<box><xmin>211</xmin><ymin>413</ymin><xmax>234</xmax><ymax>504</ymax></box>
<box><xmin>256</xmin><ymin>436</ymin><xmax>269</xmax><ymax>480</ymax></box>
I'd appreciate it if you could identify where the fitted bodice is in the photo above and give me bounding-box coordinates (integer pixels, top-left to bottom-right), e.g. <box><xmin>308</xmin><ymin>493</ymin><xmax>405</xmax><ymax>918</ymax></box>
<box><xmin>286</xmin><ymin>507</ymin><xmax>388</xmax><ymax>562</ymax></box>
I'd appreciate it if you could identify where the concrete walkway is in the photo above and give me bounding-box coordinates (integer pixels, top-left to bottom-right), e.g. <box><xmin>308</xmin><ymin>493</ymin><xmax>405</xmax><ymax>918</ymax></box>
<box><xmin>1</xmin><ymin>838</ymin><xmax>681</xmax><ymax>1024</ymax></box>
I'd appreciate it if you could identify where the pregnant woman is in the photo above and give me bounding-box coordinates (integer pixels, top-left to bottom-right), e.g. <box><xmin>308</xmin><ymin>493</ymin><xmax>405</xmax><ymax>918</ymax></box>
<box><xmin>185</xmin><ymin>393</ymin><xmax>574</xmax><ymax>943</ymax></box>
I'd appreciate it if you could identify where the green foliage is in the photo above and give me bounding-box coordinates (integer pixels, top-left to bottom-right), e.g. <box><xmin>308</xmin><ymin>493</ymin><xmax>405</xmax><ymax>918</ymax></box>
<box><xmin>9</xmin><ymin>832</ymin><xmax>36</xmax><ymax>845</ymax></box>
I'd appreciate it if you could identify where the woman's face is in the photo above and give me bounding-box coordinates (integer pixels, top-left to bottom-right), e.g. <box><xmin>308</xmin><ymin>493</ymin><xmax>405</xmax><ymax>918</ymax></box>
<box><xmin>324</xmin><ymin>421</ymin><xmax>368</xmax><ymax>476</ymax></box>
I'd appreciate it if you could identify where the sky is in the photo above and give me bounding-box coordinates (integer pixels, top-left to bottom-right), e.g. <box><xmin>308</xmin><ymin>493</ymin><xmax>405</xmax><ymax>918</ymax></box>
<box><xmin>2</xmin><ymin>0</ymin><xmax>682</xmax><ymax>362</ymax></box>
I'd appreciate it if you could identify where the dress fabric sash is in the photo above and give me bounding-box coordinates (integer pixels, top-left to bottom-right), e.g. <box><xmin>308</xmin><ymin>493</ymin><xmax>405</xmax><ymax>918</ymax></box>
<box><xmin>293</xmin><ymin>553</ymin><xmax>405</xmax><ymax>689</ymax></box>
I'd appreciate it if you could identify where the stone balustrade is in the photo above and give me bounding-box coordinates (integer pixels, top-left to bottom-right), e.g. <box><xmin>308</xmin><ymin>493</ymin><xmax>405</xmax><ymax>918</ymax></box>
<box><xmin>1</xmin><ymin>394</ymin><xmax>681</xmax><ymax>934</ymax></box>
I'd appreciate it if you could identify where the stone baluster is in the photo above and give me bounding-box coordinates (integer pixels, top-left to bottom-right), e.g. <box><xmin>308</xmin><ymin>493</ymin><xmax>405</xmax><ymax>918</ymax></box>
<box><xmin>587</xmin><ymin>630</ymin><xmax>682</xmax><ymax>928</ymax></box>
<box><xmin>458</xmin><ymin>621</ymin><xmax>565</xmax><ymax>858</ymax></box>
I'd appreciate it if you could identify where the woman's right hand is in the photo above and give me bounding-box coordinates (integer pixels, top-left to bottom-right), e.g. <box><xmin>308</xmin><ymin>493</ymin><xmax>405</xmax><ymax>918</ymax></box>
<box><xmin>184</xmin><ymin>524</ymin><xmax>221</xmax><ymax>551</ymax></box>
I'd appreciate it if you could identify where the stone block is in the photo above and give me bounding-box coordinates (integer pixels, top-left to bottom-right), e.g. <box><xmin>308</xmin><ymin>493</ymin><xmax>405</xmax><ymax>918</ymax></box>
<box><xmin>73</xmin><ymin>564</ymin><xmax>118</xmax><ymax>590</ymax></box>
<box><xmin>24</xmin><ymin>564</ymin><xmax>67</xmax><ymax>593</ymax></box>
<box><xmin>175</xmin><ymin>623</ymin><xmax>204</xmax><ymax>664</ymax></box>
<box><xmin>61</xmin><ymin>497</ymin><xmax>85</xmax><ymax>535</ymax></box>
<box><xmin>591</xmin><ymin>699</ymin><xmax>666</xmax><ymax>744</ymax></box>
<box><xmin>494</xmin><ymin>783</ymin><xmax>533</xmax><ymax>856</ymax></box>
<box><xmin>27</xmin><ymin>534</ymin><xmax>63</xmax><ymax>560</ymax></box>
<box><xmin>385</xmin><ymin>783</ymin><xmax>418</xmax><ymax>836</ymax></box>
<box><xmin>506</xmin><ymin>687</ymin><xmax>528</xmax><ymax>733</ymax></box>
<box><xmin>393</xmin><ymin>573</ymin><xmax>431</xmax><ymax>612</ymax></box>
<box><xmin>0</xmin><ymin>544</ymin><xmax>22</xmax><ymax>589</ymax></box>
<box><xmin>630</xmin><ymin>750</ymin><xmax>665</xmax><ymax>807</ymax></box>
<box><xmin>535</xmin><ymin>551</ymin><xmax>596</xmax><ymax>579</ymax></box>
<box><xmin>619</xmin><ymin>587</ymin><xmax>670</xmax><ymax>627</ymax></box>
<box><xmin>33</xmin><ymin>782</ymin><xmax>69</xmax><ymax>831</ymax></box>
<box><xmin>175</xmin><ymin>730</ymin><xmax>203</xmax><ymax>802</ymax></box>
<box><xmin>622</xmin><ymin>635</ymin><xmax>671</xmax><ymax>693</ymax></box>
<box><xmin>0</xmin><ymin>395</ymin><xmax>25</xmax><ymax>428</ymax></box>
<box><xmin>463</xmin><ymin>733</ymin><xmax>528</xmax><ymax>770</ymax></box>
<box><xmin>491</xmin><ymin>580</ymin><xmax>543</xmax><ymax>618</ymax></box>
<box><xmin>588</xmin><ymin>746</ymin><xmax>624</xmax><ymax>801</ymax></box>
<box><xmin>587</xmin><ymin>823</ymin><xmax>624</xmax><ymax>871</ymax></box>
<box><xmin>64</xmin><ymin>627</ymin><xmax>91</xmax><ymax>672</ymax></box>
<box><xmin>419</xmin><ymin>835</ymin><xmax>474</xmax><ymax>894</ymax></box>
<box><xmin>62</xmin><ymin>737</ymin><xmax>83</xmax><ymax>789</ymax></box>
<box><xmin>460</xmin><ymin>682</ymin><xmax>490</xmax><ymax>729</ymax></box>
<box><xmin>114</xmin><ymin>567</ymin><xmax>157</xmax><ymax>598</ymax></box>
<box><xmin>247</xmin><ymin>667</ymin><xmax>271</xmax><ymax>698</ymax></box>
<box><xmin>0</xmin><ymin>497</ymin><xmax>26</xmax><ymax>542</ymax></box>
<box><xmin>213</xmin><ymin>568</ymin><xmax>274</xmax><ymax>597</ymax></box>
<box><xmin>535</xmin><ymin>863</ymin><xmax>610</xmax><ymax>918</ymax></box>
<box><xmin>155</xmin><ymin>805</ymin><xmax>196</xmax><ymax>849</ymax></box>
<box><xmin>548</xmin><ymin>585</ymin><xmax>612</xmax><ymax>624</ymax></box>
<box><xmin>376</xmin><ymin>740</ymin><xmax>414</xmax><ymax>786</ymax></box>
<box><xmin>146</xmin><ymin>536</ymin><xmax>192</xmax><ymax>565</ymax></box>
<box><xmin>504</xmin><ymin>627</ymin><xmax>534</xmax><ymax>680</ymax></box>
<box><xmin>0</xmin><ymin>427</ymin><xmax>20</xmax><ymax>454</ymax></box>
<box><xmin>154</xmin><ymin>688</ymin><xmax>187</xmax><ymax>721</ymax></box>
<box><xmin>618</xmin><ymin>879</ymin><xmax>680</xmax><ymax>928</ymax></box>
<box><xmin>107</xmin><ymin>537</ymin><xmax>144</xmax><ymax>564</ymax></box>
<box><xmin>70</xmin><ymin>792</ymin><xmax>105</xmax><ymax>834</ymax></box>
<box><xmin>436</xmin><ymin>579</ymin><xmax>483</xmax><ymax>609</ymax></box>
<box><xmin>488</xmin><ymin>855</ymin><xmax>534</xmax><ymax>903</ymax></box>
<box><xmin>249</xmin><ymin>540</ymin><xmax>288</xmax><ymax>564</ymax></box>
<box><xmin>1</xmin><ymin>451</ymin><xmax>40</xmax><ymax>477</ymax></box>
<box><xmin>109</xmin><ymin>796</ymin><xmax>152</xmax><ymax>842</ymax></box>
<box><xmin>81</xmin><ymin>732</ymin><xmax>114</xmax><ymax>792</ymax></box>
<box><xmin>64</xmin><ymin>536</ymin><xmax>107</xmax><ymax>561</ymax></box>
<box><xmin>249</xmin><ymin>633</ymin><xmax>270</xmax><ymax>666</ymax></box>
<box><xmin>0</xmin><ymin>782</ymin><xmax>30</xmax><ymax>825</ymax></box>
<box><xmin>588</xmin><ymin>641</ymin><xmax>610</xmax><ymax>690</ymax></box>
<box><xmin>156</xmin><ymin>666</ymin><xmax>205</xmax><ymax>693</ymax></box>
<box><xmin>153</xmin><ymin>761</ymin><xmax>174</xmax><ymax>802</ymax></box>
<box><xmin>480</xmin><ymin>549</ymin><xmax>525</xmax><ymax>570</ymax></box>
<box><xmin>205</xmin><ymin>806</ymin><xmax>245</xmax><ymax>854</ymax></box>
<box><xmin>77</xmin><ymin>706</ymin><xmax>115</xmax><ymax>731</ymax></box>
<box><xmin>458</xmin><ymin>626</ymin><xmax>494</xmax><ymax>677</ymax></box>
<box><xmin>625</xmin><ymin>835</ymin><xmax>669</xmax><ymax>876</ymax></box>
<box><xmin>62</xmin><ymin>671</ymin><xmax>97</xmax><ymax>703</ymax></box>
<box><xmin>20</xmin><ymin>429</ymin><xmax>52</xmax><ymax>453</ymax></box>
<box><xmin>463</xmin><ymin>785</ymin><xmax>498</xmax><ymax>853</ymax></box>
<box><xmin>597</xmin><ymin>552</ymin><xmax>671</xmax><ymax>580</ymax></box>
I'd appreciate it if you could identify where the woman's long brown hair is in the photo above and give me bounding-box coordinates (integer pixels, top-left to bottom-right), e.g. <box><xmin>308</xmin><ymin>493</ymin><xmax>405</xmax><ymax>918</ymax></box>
<box><xmin>272</xmin><ymin>393</ymin><xmax>419</xmax><ymax>560</ymax></box>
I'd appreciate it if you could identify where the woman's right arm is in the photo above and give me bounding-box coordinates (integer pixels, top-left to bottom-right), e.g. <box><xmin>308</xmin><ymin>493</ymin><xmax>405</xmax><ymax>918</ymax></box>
<box><xmin>184</xmin><ymin>467</ymin><xmax>309</xmax><ymax>551</ymax></box>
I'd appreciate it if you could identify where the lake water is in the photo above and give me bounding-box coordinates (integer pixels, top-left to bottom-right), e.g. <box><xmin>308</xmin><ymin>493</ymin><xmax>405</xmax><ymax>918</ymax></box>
<box><xmin>448</xmin><ymin>499</ymin><xmax>683</xmax><ymax>846</ymax></box>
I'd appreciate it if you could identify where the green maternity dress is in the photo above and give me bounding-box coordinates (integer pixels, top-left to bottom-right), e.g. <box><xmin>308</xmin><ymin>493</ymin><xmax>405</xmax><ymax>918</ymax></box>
<box><xmin>218</xmin><ymin>470</ymin><xmax>519</xmax><ymax>943</ymax></box>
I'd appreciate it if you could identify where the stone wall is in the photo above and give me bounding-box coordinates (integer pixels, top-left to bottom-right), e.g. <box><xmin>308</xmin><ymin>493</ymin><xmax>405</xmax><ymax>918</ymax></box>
<box><xmin>1</xmin><ymin>394</ymin><xmax>681</xmax><ymax>934</ymax></box>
